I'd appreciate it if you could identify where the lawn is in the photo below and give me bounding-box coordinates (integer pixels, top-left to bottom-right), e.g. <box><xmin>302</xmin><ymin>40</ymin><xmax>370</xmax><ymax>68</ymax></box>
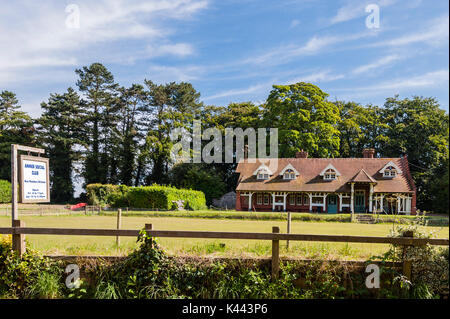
<box><xmin>1</xmin><ymin>214</ymin><xmax>448</xmax><ymax>260</ymax></box>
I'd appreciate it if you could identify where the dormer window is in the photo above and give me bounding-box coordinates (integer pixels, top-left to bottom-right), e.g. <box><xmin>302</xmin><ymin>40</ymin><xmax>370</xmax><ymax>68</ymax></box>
<box><xmin>257</xmin><ymin>170</ymin><xmax>270</xmax><ymax>180</ymax></box>
<box><xmin>320</xmin><ymin>163</ymin><xmax>341</xmax><ymax>181</ymax></box>
<box><xmin>283</xmin><ymin>169</ymin><xmax>296</xmax><ymax>180</ymax></box>
<box><xmin>324</xmin><ymin>169</ymin><xmax>337</xmax><ymax>180</ymax></box>
<box><xmin>384</xmin><ymin>166</ymin><xmax>397</xmax><ymax>178</ymax></box>
<box><xmin>279</xmin><ymin>163</ymin><xmax>299</xmax><ymax>180</ymax></box>
<box><xmin>253</xmin><ymin>163</ymin><xmax>273</xmax><ymax>180</ymax></box>
<box><xmin>379</xmin><ymin>161</ymin><xmax>402</xmax><ymax>178</ymax></box>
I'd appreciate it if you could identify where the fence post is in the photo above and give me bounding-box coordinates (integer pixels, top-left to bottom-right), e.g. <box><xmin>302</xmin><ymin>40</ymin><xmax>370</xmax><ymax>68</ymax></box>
<box><xmin>145</xmin><ymin>223</ymin><xmax>153</xmax><ymax>247</ymax></box>
<box><xmin>272</xmin><ymin>226</ymin><xmax>280</xmax><ymax>280</ymax></box>
<box><xmin>116</xmin><ymin>209</ymin><xmax>122</xmax><ymax>246</ymax></box>
<box><xmin>402</xmin><ymin>230</ymin><xmax>414</xmax><ymax>280</ymax></box>
<box><xmin>12</xmin><ymin>220</ymin><xmax>26</xmax><ymax>257</ymax></box>
<box><xmin>286</xmin><ymin>212</ymin><xmax>291</xmax><ymax>250</ymax></box>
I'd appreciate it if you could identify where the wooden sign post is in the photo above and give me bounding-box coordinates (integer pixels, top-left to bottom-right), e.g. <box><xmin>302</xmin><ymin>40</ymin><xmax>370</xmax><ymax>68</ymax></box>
<box><xmin>11</xmin><ymin>144</ymin><xmax>47</xmax><ymax>226</ymax></box>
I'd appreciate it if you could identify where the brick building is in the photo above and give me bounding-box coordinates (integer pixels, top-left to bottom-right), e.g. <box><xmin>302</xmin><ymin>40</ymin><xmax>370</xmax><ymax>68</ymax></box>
<box><xmin>235</xmin><ymin>149</ymin><xmax>416</xmax><ymax>215</ymax></box>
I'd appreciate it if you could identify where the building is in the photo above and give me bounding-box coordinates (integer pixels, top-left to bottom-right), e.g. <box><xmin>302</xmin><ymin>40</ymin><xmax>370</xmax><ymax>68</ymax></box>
<box><xmin>235</xmin><ymin>149</ymin><xmax>416</xmax><ymax>215</ymax></box>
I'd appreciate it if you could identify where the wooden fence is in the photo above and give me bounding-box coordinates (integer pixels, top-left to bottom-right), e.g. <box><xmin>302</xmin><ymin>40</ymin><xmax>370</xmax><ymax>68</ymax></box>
<box><xmin>0</xmin><ymin>220</ymin><xmax>448</xmax><ymax>280</ymax></box>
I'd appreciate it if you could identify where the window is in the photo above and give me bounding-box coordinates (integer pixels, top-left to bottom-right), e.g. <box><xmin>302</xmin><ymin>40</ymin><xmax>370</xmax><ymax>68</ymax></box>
<box><xmin>384</xmin><ymin>166</ymin><xmax>397</xmax><ymax>177</ymax></box>
<box><xmin>289</xmin><ymin>195</ymin><xmax>295</xmax><ymax>205</ymax></box>
<box><xmin>283</xmin><ymin>169</ymin><xmax>296</xmax><ymax>180</ymax></box>
<box><xmin>257</xmin><ymin>194</ymin><xmax>262</xmax><ymax>205</ymax></box>
<box><xmin>303</xmin><ymin>195</ymin><xmax>310</xmax><ymax>205</ymax></box>
<box><xmin>324</xmin><ymin>169</ymin><xmax>337</xmax><ymax>180</ymax></box>
<box><xmin>264</xmin><ymin>194</ymin><xmax>270</xmax><ymax>205</ymax></box>
<box><xmin>297</xmin><ymin>195</ymin><xmax>302</xmax><ymax>206</ymax></box>
<box><xmin>257</xmin><ymin>169</ymin><xmax>270</xmax><ymax>180</ymax></box>
<box><xmin>312</xmin><ymin>197</ymin><xmax>323</xmax><ymax>204</ymax></box>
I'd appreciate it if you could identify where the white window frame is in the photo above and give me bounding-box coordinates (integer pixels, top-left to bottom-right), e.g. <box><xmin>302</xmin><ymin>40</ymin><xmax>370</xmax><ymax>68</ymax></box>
<box><xmin>264</xmin><ymin>194</ymin><xmax>269</xmax><ymax>205</ymax></box>
<box><xmin>257</xmin><ymin>193</ymin><xmax>262</xmax><ymax>205</ymax></box>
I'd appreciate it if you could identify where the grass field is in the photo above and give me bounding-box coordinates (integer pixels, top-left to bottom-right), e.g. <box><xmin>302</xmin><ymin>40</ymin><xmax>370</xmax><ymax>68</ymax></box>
<box><xmin>1</xmin><ymin>214</ymin><xmax>448</xmax><ymax>260</ymax></box>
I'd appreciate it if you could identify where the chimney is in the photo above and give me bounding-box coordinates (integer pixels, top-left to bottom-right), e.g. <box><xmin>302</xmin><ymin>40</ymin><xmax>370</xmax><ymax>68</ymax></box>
<box><xmin>362</xmin><ymin>148</ymin><xmax>375</xmax><ymax>158</ymax></box>
<box><xmin>295</xmin><ymin>149</ymin><xmax>308</xmax><ymax>158</ymax></box>
<box><xmin>244</xmin><ymin>144</ymin><xmax>248</xmax><ymax>159</ymax></box>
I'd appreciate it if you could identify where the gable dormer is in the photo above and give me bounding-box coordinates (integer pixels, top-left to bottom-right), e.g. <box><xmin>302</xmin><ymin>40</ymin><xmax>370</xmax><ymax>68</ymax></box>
<box><xmin>379</xmin><ymin>161</ymin><xmax>402</xmax><ymax>178</ymax></box>
<box><xmin>279</xmin><ymin>163</ymin><xmax>299</xmax><ymax>180</ymax></box>
<box><xmin>319</xmin><ymin>163</ymin><xmax>341</xmax><ymax>181</ymax></box>
<box><xmin>253</xmin><ymin>164</ymin><xmax>273</xmax><ymax>180</ymax></box>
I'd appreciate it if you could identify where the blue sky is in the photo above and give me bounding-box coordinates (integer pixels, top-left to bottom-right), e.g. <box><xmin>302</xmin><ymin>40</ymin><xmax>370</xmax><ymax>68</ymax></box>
<box><xmin>1</xmin><ymin>0</ymin><xmax>448</xmax><ymax>117</ymax></box>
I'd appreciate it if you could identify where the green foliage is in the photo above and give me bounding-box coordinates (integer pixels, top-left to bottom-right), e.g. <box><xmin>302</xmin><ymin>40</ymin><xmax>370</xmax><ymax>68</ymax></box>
<box><xmin>86</xmin><ymin>183</ymin><xmax>129</xmax><ymax>206</ymax></box>
<box><xmin>0</xmin><ymin>235</ymin><xmax>63</xmax><ymax>298</ymax></box>
<box><xmin>382</xmin><ymin>96</ymin><xmax>449</xmax><ymax>211</ymax></box>
<box><xmin>168</xmin><ymin>163</ymin><xmax>226</xmax><ymax>205</ymax></box>
<box><xmin>126</xmin><ymin>185</ymin><xmax>206</xmax><ymax>210</ymax></box>
<box><xmin>38</xmin><ymin>88</ymin><xmax>85</xmax><ymax>202</ymax></box>
<box><xmin>86</xmin><ymin>183</ymin><xmax>206</xmax><ymax>210</ymax></box>
<box><xmin>373</xmin><ymin>217</ymin><xmax>449</xmax><ymax>298</ymax></box>
<box><xmin>0</xmin><ymin>90</ymin><xmax>35</xmax><ymax>181</ymax></box>
<box><xmin>0</xmin><ymin>179</ymin><xmax>11</xmax><ymax>203</ymax></box>
<box><xmin>264</xmin><ymin>82</ymin><xmax>341</xmax><ymax>158</ymax></box>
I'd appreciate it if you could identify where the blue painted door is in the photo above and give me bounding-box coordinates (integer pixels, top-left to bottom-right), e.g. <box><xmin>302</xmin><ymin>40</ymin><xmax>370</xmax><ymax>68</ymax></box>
<box><xmin>327</xmin><ymin>195</ymin><xmax>338</xmax><ymax>214</ymax></box>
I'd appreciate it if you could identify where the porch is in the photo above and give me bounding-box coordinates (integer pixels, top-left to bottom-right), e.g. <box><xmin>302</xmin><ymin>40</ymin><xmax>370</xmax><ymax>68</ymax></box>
<box><xmin>238</xmin><ymin>190</ymin><xmax>414</xmax><ymax>215</ymax></box>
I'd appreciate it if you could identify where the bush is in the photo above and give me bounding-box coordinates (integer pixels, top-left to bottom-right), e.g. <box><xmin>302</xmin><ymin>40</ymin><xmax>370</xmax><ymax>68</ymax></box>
<box><xmin>0</xmin><ymin>235</ymin><xmax>64</xmax><ymax>298</ymax></box>
<box><xmin>86</xmin><ymin>184</ymin><xmax>129</xmax><ymax>207</ymax></box>
<box><xmin>126</xmin><ymin>185</ymin><xmax>206</xmax><ymax>210</ymax></box>
<box><xmin>86</xmin><ymin>183</ymin><xmax>207</xmax><ymax>210</ymax></box>
<box><xmin>0</xmin><ymin>180</ymin><xmax>11</xmax><ymax>203</ymax></box>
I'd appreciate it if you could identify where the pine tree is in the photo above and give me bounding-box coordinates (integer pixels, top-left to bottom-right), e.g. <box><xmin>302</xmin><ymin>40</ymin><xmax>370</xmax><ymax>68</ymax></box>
<box><xmin>38</xmin><ymin>88</ymin><xmax>85</xmax><ymax>202</ymax></box>
<box><xmin>0</xmin><ymin>90</ymin><xmax>35</xmax><ymax>180</ymax></box>
<box><xmin>75</xmin><ymin>63</ymin><xmax>118</xmax><ymax>185</ymax></box>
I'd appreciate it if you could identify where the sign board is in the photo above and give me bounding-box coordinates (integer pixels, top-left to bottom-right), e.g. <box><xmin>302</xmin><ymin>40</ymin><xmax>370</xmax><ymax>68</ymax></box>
<box><xmin>19</xmin><ymin>155</ymin><xmax>50</xmax><ymax>203</ymax></box>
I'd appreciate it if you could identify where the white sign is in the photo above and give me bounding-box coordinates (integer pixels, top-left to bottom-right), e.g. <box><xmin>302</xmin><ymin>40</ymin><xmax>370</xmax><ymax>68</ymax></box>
<box><xmin>20</xmin><ymin>155</ymin><xmax>50</xmax><ymax>203</ymax></box>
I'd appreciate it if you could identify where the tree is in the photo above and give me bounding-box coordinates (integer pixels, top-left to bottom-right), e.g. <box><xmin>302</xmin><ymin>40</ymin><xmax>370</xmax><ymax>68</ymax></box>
<box><xmin>337</xmin><ymin>101</ymin><xmax>388</xmax><ymax>158</ymax></box>
<box><xmin>38</xmin><ymin>88</ymin><xmax>85</xmax><ymax>202</ymax></box>
<box><xmin>138</xmin><ymin>81</ymin><xmax>202</xmax><ymax>185</ymax></box>
<box><xmin>381</xmin><ymin>96</ymin><xmax>449</xmax><ymax>210</ymax></box>
<box><xmin>168</xmin><ymin>163</ymin><xmax>226</xmax><ymax>205</ymax></box>
<box><xmin>75</xmin><ymin>63</ymin><xmax>118</xmax><ymax>185</ymax></box>
<box><xmin>0</xmin><ymin>91</ymin><xmax>35</xmax><ymax>180</ymax></box>
<box><xmin>263</xmin><ymin>82</ymin><xmax>341</xmax><ymax>157</ymax></box>
<box><xmin>115</xmin><ymin>84</ymin><xmax>146</xmax><ymax>186</ymax></box>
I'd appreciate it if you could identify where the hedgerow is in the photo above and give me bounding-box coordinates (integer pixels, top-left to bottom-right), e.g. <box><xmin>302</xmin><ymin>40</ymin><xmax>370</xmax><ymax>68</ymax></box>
<box><xmin>0</xmin><ymin>180</ymin><xmax>11</xmax><ymax>203</ymax></box>
<box><xmin>1</xmin><ymin>225</ymin><xmax>448</xmax><ymax>299</ymax></box>
<box><xmin>86</xmin><ymin>183</ymin><xmax>207</xmax><ymax>210</ymax></box>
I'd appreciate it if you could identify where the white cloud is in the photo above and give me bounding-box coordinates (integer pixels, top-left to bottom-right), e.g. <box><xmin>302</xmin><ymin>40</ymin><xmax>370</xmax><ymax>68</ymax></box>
<box><xmin>0</xmin><ymin>0</ymin><xmax>207</xmax><ymax>73</ymax></box>
<box><xmin>333</xmin><ymin>69</ymin><xmax>449</xmax><ymax>94</ymax></box>
<box><xmin>370</xmin><ymin>15</ymin><xmax>449</xmax><ymax>48</ymax></box>
<box><xmin>203</xmin><ymin>83</ymin><xmax>270</xmax><ymax>101</ymax></box>
<box><xmin>287</xmin><ymin>70</ymin><xmax>345</xmax><ymax>84</ymax></box>
<box><xmin>330</xmin><ymin>0</ymin><xmax>395</xmax><ymax>25</ymax></box>
<box><xmin>351</xmin><ymin>54</ymin><xmax>400</xmax><ymax>74</ymax></box>
<box><xmin>244</xmin><ymin>32</ymin><xmax>373</xmax><ymax>66</ymax></box>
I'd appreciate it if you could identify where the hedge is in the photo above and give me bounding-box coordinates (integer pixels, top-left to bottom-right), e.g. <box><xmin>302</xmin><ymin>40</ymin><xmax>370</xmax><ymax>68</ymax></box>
<box><xmin>0</xmin><ymin>180</ymin><xmax>11</xmax><ymax>203</ymax></box>
<box><xmin>86</xmin><ymin>183</ymin><xmax>206</xmax><ymax>210</ymax></box>
<box><xmin>86</xmin><ymin>184</ymin><xmax>129</xmax><ymax>207</ymax></box>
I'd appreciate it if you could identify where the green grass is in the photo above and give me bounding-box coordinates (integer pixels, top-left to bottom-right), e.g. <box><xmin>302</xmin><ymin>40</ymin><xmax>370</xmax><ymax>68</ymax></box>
<box><xmin>0</xmin><ymin>214</ymin><xmax>448</xmax><ymax>260</ymax></box>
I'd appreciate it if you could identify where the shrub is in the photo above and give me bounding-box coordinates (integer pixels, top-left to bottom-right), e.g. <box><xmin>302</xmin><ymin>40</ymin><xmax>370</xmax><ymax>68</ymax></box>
<box><xmin>86</xmin><ymin>183</ymin><xmax>207</xmax><ymax>210</ymax></box>
<box><xmin>126</xmin><ymin>185</ymin><xmax>206</xmax><ymax>210</ymax></box>
<box><xmin>0</xmin><ymin>180</ymin><xmax>11</xmax><ymax>203</ymax></box>
<box><xmin>86</xmin><ymin>184</ymin><xmax>129</xmax><ymax>207</ymax></box>
<box><xmin>0</xmin><ymin>235</ymin><xmax>63</xmax><ymax>298</ymax></box>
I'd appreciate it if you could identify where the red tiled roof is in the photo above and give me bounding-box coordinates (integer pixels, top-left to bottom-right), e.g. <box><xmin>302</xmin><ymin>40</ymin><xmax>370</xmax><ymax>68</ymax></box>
<box><xmin>235</xmin><ymin>157</ymin><xmax>415</xmax><ymax>193</ymax></box>
<box><xmin>350</xmin><ymin>169</ymin><xmax>376</xmax><ymax>183</ymax></box>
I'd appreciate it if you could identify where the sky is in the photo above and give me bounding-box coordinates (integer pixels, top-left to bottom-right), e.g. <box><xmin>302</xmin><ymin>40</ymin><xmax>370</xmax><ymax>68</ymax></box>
<box><xmin>0</xmin><ymin>0</ymin><xmax>449</xmax><ymax>118</ymax></box>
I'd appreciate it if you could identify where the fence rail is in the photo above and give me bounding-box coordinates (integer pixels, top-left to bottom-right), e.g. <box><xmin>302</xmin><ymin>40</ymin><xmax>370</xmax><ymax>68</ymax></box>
<box><xmin>1</xmin><ymin>226</ymin><xmax>448</xmax><ymax>246</ymax></box>
<box><xmin>0</xmin><ymin>221</ymin><xmax>448</xmax><ymax>280</ymax></box>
